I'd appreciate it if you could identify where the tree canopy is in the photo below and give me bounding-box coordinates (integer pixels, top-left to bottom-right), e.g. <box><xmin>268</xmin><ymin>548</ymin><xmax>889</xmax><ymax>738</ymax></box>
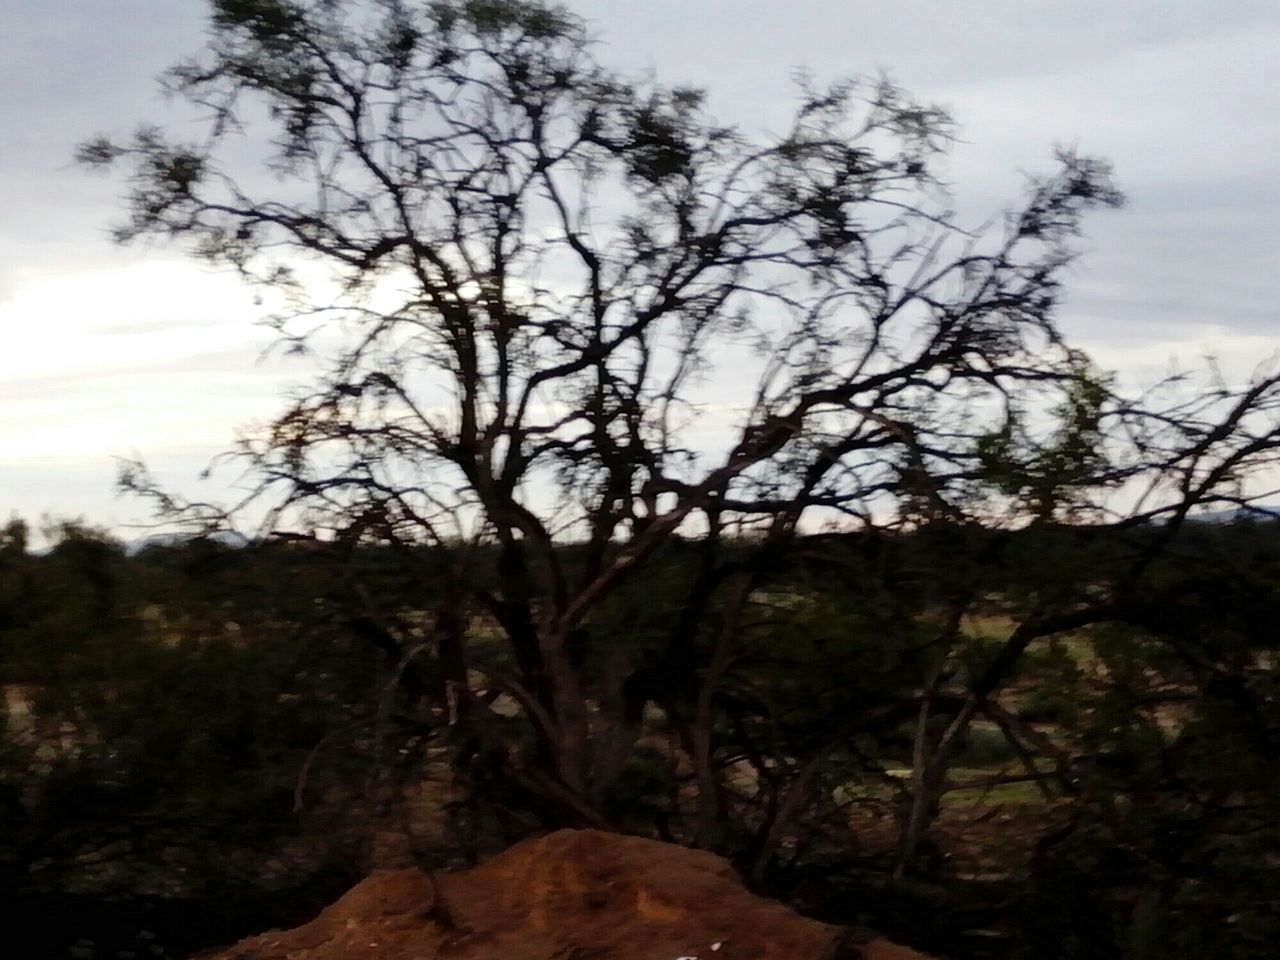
<box><xmin>76</xmin><ymin>0</ymin><xmax>1280</xmax><ymax>933</ymax></box>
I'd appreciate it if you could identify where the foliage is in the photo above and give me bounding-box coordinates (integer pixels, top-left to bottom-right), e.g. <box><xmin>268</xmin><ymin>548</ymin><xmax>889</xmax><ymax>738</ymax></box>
<box><xmin>2</xmin><ymin>516</ymin><xmax>1279</xmax><ymax>955</ymax></box>
<box><xmin>0</xmin><ymin>522</ymin><xmax>378</xmax><ymax>901</ymax></box>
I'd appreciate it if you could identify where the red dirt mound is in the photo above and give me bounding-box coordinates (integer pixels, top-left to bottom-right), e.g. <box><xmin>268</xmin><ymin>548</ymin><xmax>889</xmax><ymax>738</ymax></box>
<box><xmin>198</xmin><ymin>829</ymin><xmax>931</xmax><ymax>960</ymax></box>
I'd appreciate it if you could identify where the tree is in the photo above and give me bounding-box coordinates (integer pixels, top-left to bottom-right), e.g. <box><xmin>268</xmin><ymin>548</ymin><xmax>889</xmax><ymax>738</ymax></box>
<box><xmin>80</xmin><ymin>0</ymin><xmax>1280</xmax><ymax>856</ymax></box>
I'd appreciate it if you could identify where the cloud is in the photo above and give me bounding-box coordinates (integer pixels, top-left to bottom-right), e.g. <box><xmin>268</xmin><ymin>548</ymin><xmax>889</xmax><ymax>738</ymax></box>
<box><xmin>0</xmin><ymin>260</ymin><xmax>270</xmax><ymax>378</ymax></box>
<box><xmin>5</xmin><ymin>0</ymin><xmax>1278</xmax><ymax>532</ymax></box>
<box><xmin>0</xmin><ymin>259</ymin><xmax>298</xmax><ymax>527</ymax></box>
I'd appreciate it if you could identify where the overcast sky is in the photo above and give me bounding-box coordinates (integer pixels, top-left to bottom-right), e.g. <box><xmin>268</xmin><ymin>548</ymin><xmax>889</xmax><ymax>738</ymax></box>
<box><xmin>2</xmin><ymin>1</ymin><xmax>1277</xmax><ymax>536</ymax></box>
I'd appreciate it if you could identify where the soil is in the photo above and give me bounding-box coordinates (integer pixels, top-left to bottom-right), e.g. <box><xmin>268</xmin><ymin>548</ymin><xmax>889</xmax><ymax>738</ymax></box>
<box><xmin>195</xmin><ymin>829</ymin><xmax>932</xmax><ymax>960</ymax></box>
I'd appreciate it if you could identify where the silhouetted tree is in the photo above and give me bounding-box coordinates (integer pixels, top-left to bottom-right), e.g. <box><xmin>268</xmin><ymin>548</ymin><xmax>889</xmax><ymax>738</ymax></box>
<box><xmin>79</xmin><ymin>0</ymin><xmax>1280</xmax><ymax>854</ymax></box>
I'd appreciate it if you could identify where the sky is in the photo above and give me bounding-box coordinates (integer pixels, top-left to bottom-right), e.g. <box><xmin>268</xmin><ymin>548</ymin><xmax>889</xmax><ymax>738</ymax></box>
<box><xmin>2</xmin><ymin>0</ymin><xmax>1278</xmax><ymax>538</ymax></box>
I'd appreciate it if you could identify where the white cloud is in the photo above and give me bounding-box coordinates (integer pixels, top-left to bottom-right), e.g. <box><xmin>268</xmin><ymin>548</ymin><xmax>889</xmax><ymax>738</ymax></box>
<box><xmin>1081</xmin><ymin>330</ymin><xmax>1280</xmax><ymax>394</ymax></box>
<box><xmin>1</xmin><ymin>261</ymin><xmax>266</xmax><ymax>382</ymax></box>
<box><xmin>0</xmin><ymin>260</ymin><xmax>294</xmax><ymax>522</ymax></box>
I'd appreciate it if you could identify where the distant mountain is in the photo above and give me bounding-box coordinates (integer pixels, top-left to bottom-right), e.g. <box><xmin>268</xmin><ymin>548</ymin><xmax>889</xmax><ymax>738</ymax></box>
<box><xmin>1184</xmin><ymin>505</ymin><xmax>1280</xmax><ymax>525</ymax></box>
<box><xmin>125</xmin><ymin>530</ymin><xmax>251</xmax><ymax>555</ymax></box>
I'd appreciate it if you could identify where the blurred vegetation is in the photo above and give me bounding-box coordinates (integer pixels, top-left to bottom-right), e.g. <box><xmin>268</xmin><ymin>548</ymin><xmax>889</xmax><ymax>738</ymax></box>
<box><xmin>2</xmin><ymin>513</ymin><xmax>1277</xmax><ymax>958</ymax></box>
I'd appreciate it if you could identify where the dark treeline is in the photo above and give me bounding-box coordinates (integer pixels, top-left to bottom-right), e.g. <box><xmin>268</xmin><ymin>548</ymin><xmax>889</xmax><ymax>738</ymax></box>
<box><xmin>2</xmin><ymin>514</ymin><xmax>1277</xmax><ymax>958</ymax></box>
